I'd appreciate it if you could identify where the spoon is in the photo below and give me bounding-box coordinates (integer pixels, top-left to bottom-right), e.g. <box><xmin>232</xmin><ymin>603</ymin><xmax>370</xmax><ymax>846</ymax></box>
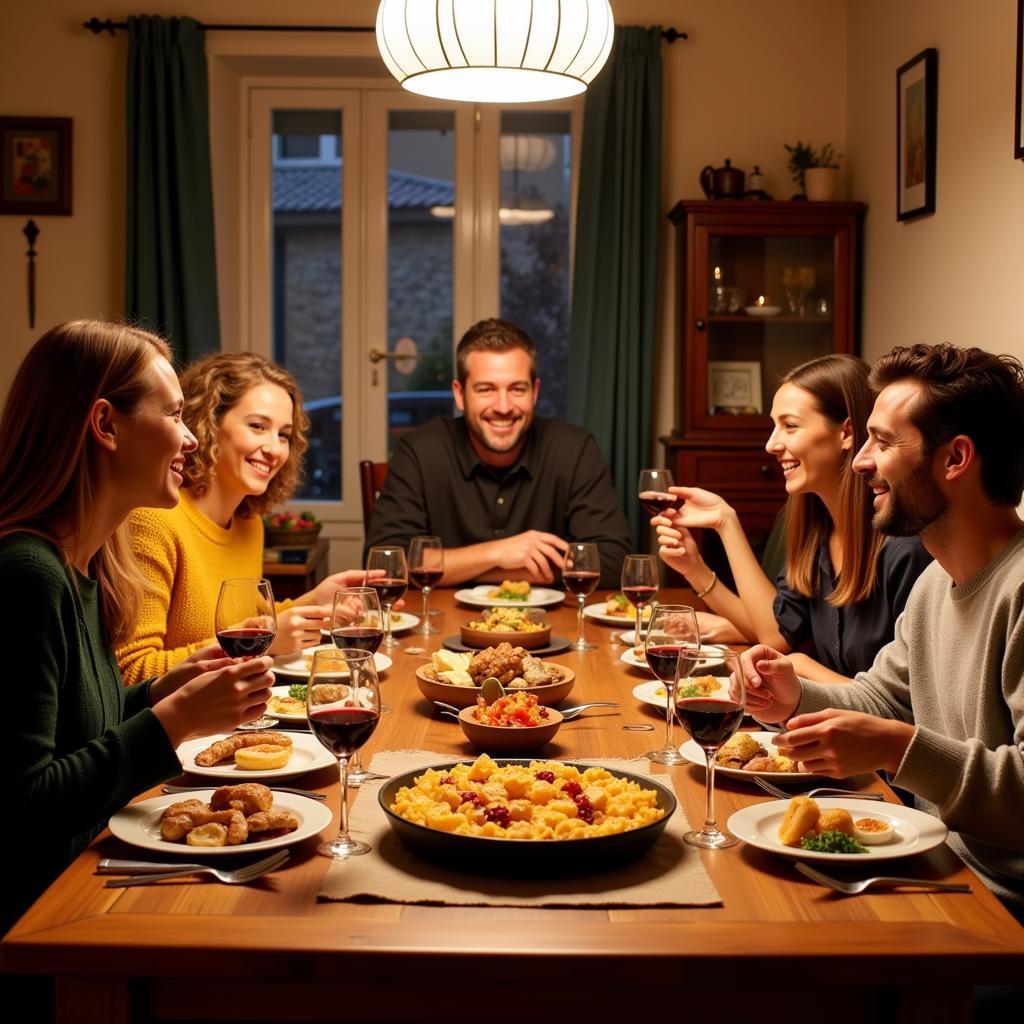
<box><xmin>432</xmin><ymin>700</ymin><xmax>619</xmax><ymax>721</ymax></box>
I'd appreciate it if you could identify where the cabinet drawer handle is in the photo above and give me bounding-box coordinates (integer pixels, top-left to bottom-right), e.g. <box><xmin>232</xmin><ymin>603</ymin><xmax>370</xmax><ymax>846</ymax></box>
<box><xmin>760</xmin><ymin>464</ymin><xmax>773</xmax><ymax>478</ymax></box>
<box><xmin>695</xmin><ymin>318</ymin><xmax>706</xmax><ymax>331</ymax></box>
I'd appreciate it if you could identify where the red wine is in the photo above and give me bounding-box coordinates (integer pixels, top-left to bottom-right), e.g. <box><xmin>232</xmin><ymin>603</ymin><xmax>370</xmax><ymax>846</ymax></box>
<box><xmin>638</xmin><ymin>491</ymin><xmax>681</xmax><ymax>517</ymax></box>
<box><xmin>216</xmin><ymin>627</ymin><xmax>275</xmax><ymax>658</ymax></box>
<box><xmin>309</xmin><ymin>707</ymin><xmax>379</xmax><ymax>757</ymax></box>
<box><xmin>622</xmin><ymin>585</ymin><xmax>658</xmax><ymax>608</ymax></box>
<box><xmin>368</xmin><ymin>577</ymin><xmax>408</xmax><ymax>604</ymax></box>
<box><xmin>563</xmin><ymin>570</ymin><xmax>599</xmax><ymax>597</ymax></box>
<box><xmin>645</xmin><ymin>644</ymin><xmax>681</xmax><ymax>682</ymax></box>
<box><xmin>410</xmin><ymin>567</ymin><xmax>443</xmax><ymax>590</ymax></box>
<box><xmin>331</xmin><ymin>626</ymin><xmax>383</xmax><ymax>655</ymax></box>
<box><xmin>675</xmin><ymin>698</ymin><xmax>744</xmax><ymax>749</ymax></box>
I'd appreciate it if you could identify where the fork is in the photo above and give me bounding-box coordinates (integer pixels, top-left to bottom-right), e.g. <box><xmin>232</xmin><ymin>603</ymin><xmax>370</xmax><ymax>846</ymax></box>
<box><xmin>795</xmin><ymin>862</ymin><xmax>971</xmax><ymax>895</ymax></box>
<box><xmin>753</xmin><ymin>777</ymin><xmax>884</xmax><ymax>801</ymax></box>
<box><xmin>100</xmin><ymin>849</ymin><xmax>289</xmax><ymax>887</ymax></box>
<box><xmin>161</xmin><ymin>784</ymin><xmax>327</xmax><ymax>801</ymax></box>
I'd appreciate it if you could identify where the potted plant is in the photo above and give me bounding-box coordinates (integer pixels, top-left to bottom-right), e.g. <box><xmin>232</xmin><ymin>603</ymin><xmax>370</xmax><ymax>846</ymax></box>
<box><xmin>784</xmin><ymin>141</ymin><xmax>842</xmax><ymax>200</ymax></box>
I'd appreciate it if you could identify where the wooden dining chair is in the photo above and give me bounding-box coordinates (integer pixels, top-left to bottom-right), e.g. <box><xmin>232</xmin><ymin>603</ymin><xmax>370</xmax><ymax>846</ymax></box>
<box><xmin>358</xmin><ymin>460</ymin><xmax>389</xmax><ymax>533</ymax></box>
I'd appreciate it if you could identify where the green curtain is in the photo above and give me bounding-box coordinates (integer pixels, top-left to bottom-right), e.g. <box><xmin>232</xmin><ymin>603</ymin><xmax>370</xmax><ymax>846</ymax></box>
<box><xmin>126</xmin><ymin>15</ymin><xmax>220</xmax><ymax>362</ymax></box>
<box><xmin>567</xmin><ymin>26</ymin><xmax>663</xmax><ymax>551</ymax></box>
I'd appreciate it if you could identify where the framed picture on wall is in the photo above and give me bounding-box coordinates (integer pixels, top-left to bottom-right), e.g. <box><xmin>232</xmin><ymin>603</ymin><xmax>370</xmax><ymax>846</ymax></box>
<box><xmin>896</xmin><ymin>48</ymin><xmax>937</xmax><ymax>221</ymax></box>
<box><xmin>0</xmin><ymin>116</ymin><xmax>73</xmax><ymax>216</ymax></box>
<box><xmin>1016</xmin><ymin>0</ymin><xmax>1023</xmax><ymax>159</ymax></box>
<box><xmin>708</xmin><ymin>361</ymin><xmax>762</xmax><ymax>415</ymax></box>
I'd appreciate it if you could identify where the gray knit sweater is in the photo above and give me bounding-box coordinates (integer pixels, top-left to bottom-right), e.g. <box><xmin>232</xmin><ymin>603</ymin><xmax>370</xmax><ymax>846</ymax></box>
<box><xmin>798</xmin><ymin>527</ymin><xmax>1024</xmax><ymax>912</ymax></box>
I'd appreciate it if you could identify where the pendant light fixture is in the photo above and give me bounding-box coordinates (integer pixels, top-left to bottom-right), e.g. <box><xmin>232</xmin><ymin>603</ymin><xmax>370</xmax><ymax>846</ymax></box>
<box><xmin>375</xmin><ymin>1</ymin><xmax>615</xmax><ymax>104</ymax></box>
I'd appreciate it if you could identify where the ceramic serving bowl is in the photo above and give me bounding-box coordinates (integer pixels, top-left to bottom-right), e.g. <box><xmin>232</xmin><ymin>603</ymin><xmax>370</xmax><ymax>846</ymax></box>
<box><xmin>414</xmin><ymin>664</ymin><xmax>575</xmax><ymax>709</ymax></box>
<box><xmin>456</xmin><ymin>704</ymin><xmax>563</xmax><ymax>752</ymax></box>
<box><xmin>458</xmin><ymin>623</ymin><xmax>552</xmax><ymax>649</ymax></box>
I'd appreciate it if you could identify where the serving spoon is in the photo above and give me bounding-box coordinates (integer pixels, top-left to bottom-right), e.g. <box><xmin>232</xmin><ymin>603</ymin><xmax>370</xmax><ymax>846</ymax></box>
<box><xmin>433</xmin><ymin>700</ymin><xmax>619</xmax><ymax>722</ymax></box>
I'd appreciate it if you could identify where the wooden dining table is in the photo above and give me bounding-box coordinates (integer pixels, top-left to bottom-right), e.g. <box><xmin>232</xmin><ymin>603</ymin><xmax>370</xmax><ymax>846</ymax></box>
<box><xmin>3</xmin><ymin>588</ymin><xmax>1022</xmax><ymax>1023</ymax></box>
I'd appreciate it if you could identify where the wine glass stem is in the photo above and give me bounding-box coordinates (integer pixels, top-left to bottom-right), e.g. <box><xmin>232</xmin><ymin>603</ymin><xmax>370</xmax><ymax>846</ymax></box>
<box><xmin>635</xmin><ymin>606</ymin><xmax>643</xmax><ymax>645</ymax></box>
<box><xmin>702</xmin><ymin>750</ymin><xmax>719</xmax><ymax>834</ymax></box>
<box><xmin>337</xmin><ymin>756</ymin><xmax>352</xmax><ymax>841</ymax></box>
<box><xmin>663</xmin><ymin>685</ymin><xmax>676</xmax><ymax>750</ymax></box>
<box><xmin>383</xmin><ymin>602</ymin><xmax>393</xmax><ymax>644</ymax></box>
<box><xmin>576</xmin><ymin>596</ymin><xmax>585</xmax><ymax>646</ymax></box>
<box><xmin>421</xmin><ymin>587</ymin><xmax>430</xmax><ymax>620</ymax></box>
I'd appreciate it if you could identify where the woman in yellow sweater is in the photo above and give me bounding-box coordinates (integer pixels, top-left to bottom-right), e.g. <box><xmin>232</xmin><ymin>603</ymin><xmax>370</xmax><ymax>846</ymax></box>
<box><xmin>117</xmin><ymin>352</ymin><xmax>365</xmax><ymax>684</ymax></box>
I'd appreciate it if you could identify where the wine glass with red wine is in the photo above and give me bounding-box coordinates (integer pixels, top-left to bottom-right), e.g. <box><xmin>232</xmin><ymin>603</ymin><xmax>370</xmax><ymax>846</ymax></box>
<box><xmin>674</xmin><ymin>646</ymin><xmax>745</xmax><ymax>848</ymax></box>
<box><xmin>637</xmin><ymin>468</ymin><xmax>680</xmax><ymax>518</ymax></box>
<box><xmin>620</xmin><ymin>554</ymin><xmax>659</xmax><ymax>647</ymax></box>
<box><xmin>408</xmin><ymin>535</ymin><xmax>444</xmax><ymax>636</ymax></box>
<box><xmin>307</xmin><ymin>647</ymin><xmax>381</xmax><ymax>858</ymax></box>
<box><xmin>643</xmin><ymin>604</ymin><xmax>700</xmax><ymax>764</ymax></box>
<box><xmin>562</xmin><ymin>542</ymin><xmax>600</xmax><ymax>651</ymax></box>
<box><xmin>215</xmin><ymin>577</ymin><xmax>278</xmax><ymax>730</ymax></box>
<box><xmin>365</xmin><ymin>546</ymin><xmax>408</xmax><ymax>650</ymax></box>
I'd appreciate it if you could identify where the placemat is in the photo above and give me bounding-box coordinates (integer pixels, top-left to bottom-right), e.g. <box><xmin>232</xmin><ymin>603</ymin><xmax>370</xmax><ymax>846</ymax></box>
<box><xmin>318</xmin><ymin>750</ymin><xmax>721</xmax><ymax>908</ymax></box>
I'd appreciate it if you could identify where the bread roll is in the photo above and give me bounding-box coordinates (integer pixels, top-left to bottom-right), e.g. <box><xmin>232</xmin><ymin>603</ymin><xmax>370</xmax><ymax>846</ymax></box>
<box><xmin>817</xmin><ymin>807</ymin><xmax>856</xmax><ymax>836</ymax></box>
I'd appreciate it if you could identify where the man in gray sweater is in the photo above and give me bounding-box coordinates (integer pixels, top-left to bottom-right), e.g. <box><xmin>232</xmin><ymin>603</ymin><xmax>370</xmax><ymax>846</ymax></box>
<box><xmin>741</xmin><ymin>342</ymin><xmax>1024</xmax><ymax>917</ymax></box>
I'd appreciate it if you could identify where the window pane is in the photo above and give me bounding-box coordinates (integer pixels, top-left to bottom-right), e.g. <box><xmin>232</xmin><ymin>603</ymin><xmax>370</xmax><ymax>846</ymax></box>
<box><xmin>271</xmin><ymin>109</ymin><xmax>342</xmax><ymax>500</ymax></box>
<box><xmin>499</xmin><ymin>110</ymin><xmax>572</xmax><ymax>419</ymax></box>
<box><xmin>386</xmin><ymin>111</ymin><xmax>456</xmax><ymax>453</ymax></box>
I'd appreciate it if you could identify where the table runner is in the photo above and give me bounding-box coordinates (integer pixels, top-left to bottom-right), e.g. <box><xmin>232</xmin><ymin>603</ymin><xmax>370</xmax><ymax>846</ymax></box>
<box><xmin>318</xmin><ymin>750</ymin><xmax>721</xmax><ymax>908</ymax></box>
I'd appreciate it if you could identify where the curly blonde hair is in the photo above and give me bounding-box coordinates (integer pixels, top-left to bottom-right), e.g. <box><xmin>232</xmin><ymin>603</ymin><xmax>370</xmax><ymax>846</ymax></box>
<box><xmin>179</xmin><ymin>352</ymin><xmax>310</xmax><ymax>517</ymax></box>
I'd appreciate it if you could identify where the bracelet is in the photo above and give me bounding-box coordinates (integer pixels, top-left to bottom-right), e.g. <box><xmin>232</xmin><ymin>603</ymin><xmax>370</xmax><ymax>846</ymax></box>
<box><xmin>696</xmin><ymin>571</ymin><xmax>717</xmax><ymax>599</ymax></box>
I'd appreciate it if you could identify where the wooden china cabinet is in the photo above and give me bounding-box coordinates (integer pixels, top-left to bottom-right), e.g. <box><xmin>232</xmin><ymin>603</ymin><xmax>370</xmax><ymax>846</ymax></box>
<box><xmin>661</xmin><ymin>199</ymin><xmax>865</xmax><ymax>570</ymax></box>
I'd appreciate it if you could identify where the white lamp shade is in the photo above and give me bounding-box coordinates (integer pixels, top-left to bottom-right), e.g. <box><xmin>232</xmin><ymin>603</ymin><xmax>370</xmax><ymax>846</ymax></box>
<box><xmin>499</xmin><ymin>134</ymin><xmax>558</xmax><ymax>172</ymax></box>
<box><xmin>375</xmin><ymin>0</ymin><xmax>615</xmax><ymax>103</ymax></box>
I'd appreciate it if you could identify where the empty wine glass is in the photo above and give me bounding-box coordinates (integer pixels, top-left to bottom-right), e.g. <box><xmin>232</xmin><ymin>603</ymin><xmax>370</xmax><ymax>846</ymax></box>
<box><xmin>643</xmin><ymin>604</ymin><xmax>700</xmax><ymax>764</ymax></box>
<box><xmin>620</xmin><ymin>554</ymin><xmax>659</xmax><ymax>648</ymax></box>
<box><xmin>674</xmin><ymin>646</ymin><xmax>744</xmax><ymax>849</ymax></box>
<box><xmin>307</xmin><ymin>647</ymin><xmax>381</xmax><ymax>858</ymax></box>
<box><xmin>637</xmin><ymin>468</ymin><xmax>680</xmax><ymax>518</ymax></box>
<box><xmin>408</xmin><ymin>535</ymin><xmax>443</xmax><ymax>636</ymax></box>
<box><xmin>331</xmin><ymin>587</ymin><xmax>385</xmax><ymax>783</ymax></box>
<box><xmin>562</xmin><ymin>542</ymin><xmax>600</xmax><ymax>651</ymax></box>
<box><xmin>215</xmin><ymin>577</ymin><xmax>278</xmax><ymax>730</ymax></box>
<box><xmin>365</xmin><ymin>546</ymin><xmax>408</xmax><ymax>650</ymax></box>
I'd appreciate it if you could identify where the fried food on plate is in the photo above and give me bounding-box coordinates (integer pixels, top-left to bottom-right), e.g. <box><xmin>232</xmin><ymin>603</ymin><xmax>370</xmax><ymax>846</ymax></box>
<box><xmin>211</xmin><ymin>783</ymin><xmax>274</xmax><ymax>815</ymax></box>
<box><xmin>716</xmin><ymin>732</ymin><xmax>767</xmax><ymax>768</ymax></box>
<box><xmin>235</xmin><ymin>744</ymin><xmax>292</xmax><ymax>771</ymax></box>
<box><xmin>777</xmin><ymin>796</ymin><xmax>820</xmax><ymax>847</ymax></box>
<box><xmin>194</xmin><ymin>731</ymin><xmax>293</xmax><ymax>767</ymax></box>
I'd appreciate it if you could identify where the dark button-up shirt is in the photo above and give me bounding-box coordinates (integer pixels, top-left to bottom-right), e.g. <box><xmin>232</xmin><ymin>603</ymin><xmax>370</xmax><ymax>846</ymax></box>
<box><xmin>773</xmin><ymin>534</ymin><xmax>933</xmax><ymax>676</ymax></box>
<box><xmin>365</xmin><ymin>416</ymin><xmax>630</xmax><ymax>587</ymax></box>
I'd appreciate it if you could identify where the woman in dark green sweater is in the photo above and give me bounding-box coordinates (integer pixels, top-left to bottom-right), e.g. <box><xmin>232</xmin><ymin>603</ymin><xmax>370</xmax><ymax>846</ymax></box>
<box><xmin>0</xmin><ymin>321</ymin><xmax>278</xmax><ymax>938</ymax></box>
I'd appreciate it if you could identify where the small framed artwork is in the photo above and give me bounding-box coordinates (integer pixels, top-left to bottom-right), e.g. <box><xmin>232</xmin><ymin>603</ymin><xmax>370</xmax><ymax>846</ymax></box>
<box><xmin>896</xmin><ymin>48</ymin><xmax>938</xmax><ymax>221</ymax></box>
<box><xmin>0</xmin><ymin>116</ymin><xmax>73</xmax><ymax>215</ymax></box>
<box><xmin>1016</xmin><ymin>0</ymin><xmax>1023</xmax><ymax>159</ymax></box>
<box><xmin>708</xmin><ymin>361</ymin><xmax>762</xmax><ymax>415</ymax></box>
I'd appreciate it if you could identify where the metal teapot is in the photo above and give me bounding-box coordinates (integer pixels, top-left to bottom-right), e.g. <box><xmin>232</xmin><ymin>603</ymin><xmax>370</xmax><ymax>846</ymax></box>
<box><xmin>700</xmin><ymin>158</ymin><xmax>746</xmax><ymax>199</ymax></box>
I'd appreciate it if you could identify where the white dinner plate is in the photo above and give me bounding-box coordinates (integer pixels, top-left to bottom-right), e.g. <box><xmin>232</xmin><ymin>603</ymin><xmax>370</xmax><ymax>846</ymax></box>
<box><xmin>266</xmin><ymin>685</ymin><xmax>309</xmax><ymax>722</ymax></box>
<box><xmin>679</xmin><ymin>730</ymin><xmax>823</xmax><ymax>781</ymax></box>
<box><xmin>271</xmin><ymin>644</ymin><xmax>392</xmax><ymax>680</ymax></box>
<box><xmin>177</xmin><ymin>732</ymin><xmax>334</xmax><ymax>780</ymax></box>
<box><xmin>108</xmin><ymin>789</ymin><xmax>332</xmax><ymax>857</ymax></box>
<box><xmin>727</xmin><ymin>798</ymin><xmax>948</xmax><ymax>862</ymax></box>
<box><xmin>632</xmin><ymin>677</ymin><xmax>731</xmax><ymax>710</ymax></box>
<box><xmin>321</xmin><ymin>610</ymin><xmax>419</xmax><ymax>639</ymax></box>
<box><xmin>620</xmin><ymin>648</ymin><xmax>652</xmax><ymax>671</ymax></box>
<box><xmin>582</xmin><ymin>603</ymin><xmax>651</xmax><ymax>626</ymax></box>
<box><xmin>454</xmin><ymin>585</ymin><xmax>565</xmax><ymax>609</ymax></box>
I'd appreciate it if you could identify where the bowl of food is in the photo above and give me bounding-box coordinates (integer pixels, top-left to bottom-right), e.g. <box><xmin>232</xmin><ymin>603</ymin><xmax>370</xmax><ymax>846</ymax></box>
<box><xmin>263</xmin><ymin>509</ymin><xmax>321</xmax><ymax>548</ymax></box>
<box><xmin>460</xmin><ymin>607</ymin><xmax>551</xmax><ymax>650</ymax></box>
<box><xmin>378</xmin><ymin>755</ymin><xmax>677</xmax><ymax>873</ymax></box>
<box><xmin>457</xmin><ymin>693</ymin><xmax>563</xmax><ymax>752</ymax></box>
<box><xmin>415</xmin><ymin>646</ymin><xmax>575</xmax><ymax>709</ymax></box>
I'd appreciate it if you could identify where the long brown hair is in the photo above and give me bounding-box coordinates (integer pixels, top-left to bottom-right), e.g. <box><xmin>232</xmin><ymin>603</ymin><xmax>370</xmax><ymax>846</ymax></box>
<box><xmin>178</xmin><ymin>352</ymin><xmax>310</xmax><ymax>517</ymax></box>
<box><xmin>0</xmin><ymin>320</ymin><xmax>172</xmax><ymax>642</ymax></box>
<box><xmin>780</xmin><ymin>354</ymin><xmax>883</xmax><ymax>606</ymax></box>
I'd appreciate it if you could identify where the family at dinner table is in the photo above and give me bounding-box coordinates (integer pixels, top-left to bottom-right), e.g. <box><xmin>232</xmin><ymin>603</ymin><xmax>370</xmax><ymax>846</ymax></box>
<box><xmin>3</xmin><ymin>315</ymin><xmax>1023</xmax><ymax>968</ymax></box>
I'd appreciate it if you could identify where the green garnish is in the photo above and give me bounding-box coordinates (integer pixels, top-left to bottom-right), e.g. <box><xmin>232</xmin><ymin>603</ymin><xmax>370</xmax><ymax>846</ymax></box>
<box><xmin>288</xmin><ymin>683</ymin><xmax>307</xmax><ymax>701</ymax></box>
<box><xmin>801</xmin><ymin>830</ymin><xmax>868</xmax><ymax>854</ymax></box>
<box><xmin>676</xmin><ymin>683</ymin><xmax>704</xmax><ymax>699</ymax></box>
<box><xmin>609</xmin><ymin>592</ymin><xmax>629</xmax><ymax>610</ymax></box>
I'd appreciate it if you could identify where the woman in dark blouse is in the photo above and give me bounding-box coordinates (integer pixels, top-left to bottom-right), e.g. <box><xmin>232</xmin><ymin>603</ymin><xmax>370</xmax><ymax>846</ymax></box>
<box><xmin>656</xmin><ymin>354</ymin><xmax>932</xmax><ymax>683</ymax></box>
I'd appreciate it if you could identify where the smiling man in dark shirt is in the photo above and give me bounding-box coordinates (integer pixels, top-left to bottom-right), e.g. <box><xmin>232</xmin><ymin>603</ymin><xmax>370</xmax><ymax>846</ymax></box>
<box><xmin>365</xmin><ymin>319</ymin><xmax>630</xmax><ymax>587</ymax></box>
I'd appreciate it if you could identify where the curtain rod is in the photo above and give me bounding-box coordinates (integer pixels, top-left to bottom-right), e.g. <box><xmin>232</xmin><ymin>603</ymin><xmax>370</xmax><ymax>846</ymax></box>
<box><xmin>83</xmin><ymin>17</ymin><xmax>687</xmax><ymax>42</ymax></box>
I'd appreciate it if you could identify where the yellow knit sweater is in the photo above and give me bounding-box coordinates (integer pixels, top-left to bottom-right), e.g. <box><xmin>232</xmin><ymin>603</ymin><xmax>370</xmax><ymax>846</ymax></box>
<box><xmin>117</xmin><ymin>491</ymin><xmax>273</xmax><ymax>684</ymax></box>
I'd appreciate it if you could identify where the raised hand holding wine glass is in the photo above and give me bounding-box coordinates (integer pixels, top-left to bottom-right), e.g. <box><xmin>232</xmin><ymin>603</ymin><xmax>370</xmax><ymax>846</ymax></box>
<box><xmin>307</xmin><ymin>648</ymin><xmax>381</xmax><ymax>858</ymax></box>
<box><xmin>563</xmin><ymin>542</ymin><xmax>600</xmax><ymax>651</ymax></box>
<box><xmin>620</xmin><ymin>554</ymin><xmax>659</xmax><ymax>647</ymax></box>
<box><xmin>643</xmin><ymin>604</ymin><xmax>699</xmax><ymax>764</ymax></box>
<box><xmin>675</xmin><ymin>647</ymin><xmax>745</xmax><ymax>849</ymax></box>
<box><xmin>364</xmin><ymin>546</ymin><xmax>408</xmax><ymax>650</ymax></box>
<box><xmin>408</xmin><ymin>535</ymin><xmax>443</xmax><ymax>636</ymax></box>
<box><xmin>637</xmin><ymin>468</ymin><xmax>680</xmax><ymax>518</ymax></box>
<box><xmin>215</xmin><ymin>577</ymin><xmax>278</xmax><ymax>729</ymax></box>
